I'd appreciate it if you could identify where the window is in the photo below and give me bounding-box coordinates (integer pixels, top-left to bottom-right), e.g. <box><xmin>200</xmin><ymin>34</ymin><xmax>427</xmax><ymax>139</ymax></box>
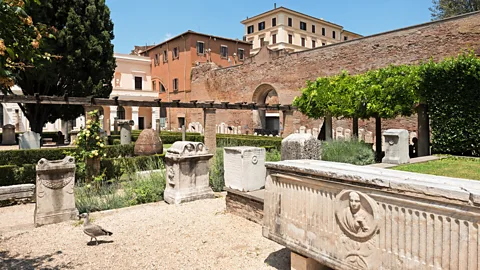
<box><xmin>134</xmin><ymin>76</ymin><xmax>142</xmax><ymax>90</ymax></box>
<box><xmin>238</xmin><ymin>48</ymin><xmax>244</xmax><ymax>60</ymax></box>
<box><xmin>301</xmin><ymin>37</ymin><xmax>305</xmax><ymax>47</ymax></box>
<box><xmin>152</xmin><ymin>81</ymin><xmax>156</xmax><ymax>91</ymax></box>
<box><xmin>288</xmin><ymin>34</ymin><xmax>293</xmax><ymax>44</ymax></box>
<box><xmin>117</xmin><ymin>106</ymin><xmax>125</xmax><ymax>120</ymax></box>
<box><xmin>163</xmin><ymin>50</ymin><xmax>168</xmax><ymax>62</ymax></box>
<box><xmin>272</xmin><ymin>34</ymin><xmax>277</xmax><ymax>44</ymax></box>
<box><xmin>272</xmin><ymin>17</ymin><xmax>276</xmax><ymax>27</ymax></box>
<box><xmin>173</xmin><ymin>47</ymin><xmax>179</xmax><ymax>59</ymax></box>
<box><xmin>322</xmin><ymin>42</ymin><xmax>326</xmax><ymax>46</ymax></box>
<box><xmin>288</xmin><ymin>17</ymin><xmax>292</xmax><ymax>27</ymax></box>
<box><xmin>312</xmin><ymin>25</ymin><xmax>316</xmax><ymax>33</ymax></box>
<box><xmin>344</xmin><ymin>36</ymin><xmax>348</xmax><ymax>41</ymax></box>
<box><xmin>300</xmin><ymin>21</ymin><xmax>307</xmax><ymax>31</ymax></box>
<box><xmin>220</xmin><ymin>45</ymin><xmax>228</xmax><ymax>58</ymax></box>
<box><xmin>154</xmin><ymin>54</ymin><xmax>159</xmax><ymax>66</ymax></box>
<box><xmin>332</xmin><ymin>31</ymin><xmax>336</xmax><ymax>39</ymax></box>
<box><xmin>196</xmin><ymin>41</ymin><xmax>205</xmax><ymax>54</ymax></box>
<box><xmin>260</xmin><ymin>37</ymin><xmax>264</xmax><ymax>47</ymax></box>
<box><xmin>247</xmin><ymin>25</ymin><xmax>254</xmax><ymax>34</ymax></box>
<box><xmin>172</xmin><ymin>78</ymin><xmax>178</xmax><ymax>91</ymax></box>
<box><xmin>312</xmin><ymin>40</ymin><xmax>316</xmax><ymax>48</ymax></box>
<box><xmin>258</xmin><ymin>21</ymin><xmax>265</xmax><ymax>31</ymax></box>
<box><xmin>178</xmin><ymin>117</ymin><xmax>185</xmax><ymax>129</ymax></box>
<box><xmin>322</xmin><ymin>28</ymin><xmax>326</xmax><ymax>36</ymax></box>
<box><xmin>160</xmin><ymin>83</ymin><xmax>166</xmax><ymax>92</ymax></box>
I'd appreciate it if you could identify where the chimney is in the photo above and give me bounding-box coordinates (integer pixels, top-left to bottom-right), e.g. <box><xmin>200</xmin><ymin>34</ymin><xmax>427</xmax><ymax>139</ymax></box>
<box><xmin>274</xmin><ymin>3</ymin><xmax>276</xmax><ymax>9</ymax></box>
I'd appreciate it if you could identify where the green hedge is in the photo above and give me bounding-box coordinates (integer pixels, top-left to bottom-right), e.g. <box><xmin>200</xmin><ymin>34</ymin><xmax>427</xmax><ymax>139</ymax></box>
<box><xmin>100</xmin><ymin>154</ymin><xmax>166</xmax><ymax>181</ymax></box>
<box><xmin>419</xmin><ymin>53</ymin><xmax>480</xmax><ymax>156</ymax></box>
<box><xmin>0</xmin><ymin>144</ymin><xmax>135</xmax><ymax>166</ymax></box>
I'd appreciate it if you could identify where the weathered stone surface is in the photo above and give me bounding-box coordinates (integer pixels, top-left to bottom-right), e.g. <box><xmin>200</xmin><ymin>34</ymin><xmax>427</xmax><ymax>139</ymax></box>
<box><xmin>1</xmin><ymin>124</ymin><xmax>16</xmax><ymax>145</ymax></box>
<box><xmin>34</xmin><ymin>156</ymin><xmax>78</xmax><ymax>227</ymax></box>
<box><xmin>225</xmin><ymin>189</ymin><xmax>263</xmax><ymax>225</ymax></box>
<box><xmin>382</xmin><ymin>129</ymin><xmax>410</xmax><ymax>164</ymax></box>
<box><xmin>19</xmin><ymin>131</ymin><xmax>41</xmax><ymax>149</ymax></box>
<box><xmin>164</xmin><ymin>141</ymin><xmax>214</xmax><ymax>204</ymax></box>
<box><xmin>0</xmin><ymin>184</ymin><xmax>35</xmax><ymax>201</ymax></box>
<box><xmin>224</xmin><ymin>146</ymin><xmax>266</xmax><ymax>192</ymax></box>
<box><xmin>281</xmin><ymin>133</ymin><xmax>321</xmax><ymax>161</ymax></box>
<box><xmin>134</xmin><ymin>129</ymin><xmax>163</xmax><ymax>156</ymax></box>
<box><xmin>118</xmin><ymin>120</ymin><xmax>134</xmax><ymax>145</ymax></box>
<box><xmin>263</xmin><ymin>160</ymin><xmax>480</xmax><ymax>270</ymax></box>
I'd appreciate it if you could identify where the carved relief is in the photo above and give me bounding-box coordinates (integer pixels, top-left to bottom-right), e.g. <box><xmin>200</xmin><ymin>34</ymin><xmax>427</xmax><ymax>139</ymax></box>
<box><xmin>167</xmin><ymin>167</ymin><xmax>175</xmax><ymax>186</ymax></box>
<box><xmin>335</xmin><ymin>190</ymin><xmax>380</xmax><ymax>269</ymax></box>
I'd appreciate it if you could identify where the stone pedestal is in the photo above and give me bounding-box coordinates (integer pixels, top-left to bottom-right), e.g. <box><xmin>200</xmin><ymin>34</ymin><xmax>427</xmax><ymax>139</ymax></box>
<box><xmin>69</xmin><ymin>130</ymin><xmax>79</xmax><ymax>146</ymax></box>
<box><xmin>164</xmin><ymin>141</ymin><xmax>214</xmax><ymax>204</ymax></box>
<box><xmin>224</xmin><ymin>147</ymin><xmax>266</xmax><ymax>192</ymax></box>
<box><xmin>203</xmin><ymin>108</ymin><xmax>216</xmax><ymax>155</ymax></box>
<box><xmin>19</xmin><ymin>131</ymin><xmax>41</xmax><ymax>149</ymax></box>
<box><xmin>34</xmin><ymin>156</ymin><xmax>78</xmax><ymax>227</ymax></box>
<box><xmin>1</xmin><ymin>124</ymin><xmax>16</xmax><ymax>145</ymax></box>
<box><xmin>382</xmin><ymin>129</ymin><xmax>410</xmax><ymax>164</ymax></box>
<box><xmin>118</xmin><ymin>120</ymin><xmax>134</xmax><ymax>145</ymax></box>
<box><xmin>281</xmin><ymin>133</ymin><xmax>321</xmax><ymax>161</ymax></box>
<box><xmin>134</xmin><ymin>129</ymin><xmax>163</xmax><ymax>156</ymax></box>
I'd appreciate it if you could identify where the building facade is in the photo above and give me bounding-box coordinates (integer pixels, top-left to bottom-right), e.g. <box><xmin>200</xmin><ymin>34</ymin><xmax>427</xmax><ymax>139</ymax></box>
<box><xmin>141</xmin><ymin>31</ymin><xmax>251</xmax><ymax>130</ymax></box>
<box><xmin>242</xmin><ymin>6</ymin><xmax>362</xmax><ymax>55</ymax></box>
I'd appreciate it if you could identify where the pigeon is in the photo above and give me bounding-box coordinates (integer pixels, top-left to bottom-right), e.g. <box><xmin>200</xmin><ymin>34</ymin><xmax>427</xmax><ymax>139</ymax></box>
<box><xmin>77</xmin><ymin>213</ymin><xmax>113</xmax><ymax>245</ymax></box>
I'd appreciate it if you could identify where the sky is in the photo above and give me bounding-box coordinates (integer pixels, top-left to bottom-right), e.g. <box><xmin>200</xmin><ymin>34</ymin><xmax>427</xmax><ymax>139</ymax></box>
<box><xmin>106</xmin><ymin>0</ymin><xmax>433</xmax><ymax>54</ymax></box>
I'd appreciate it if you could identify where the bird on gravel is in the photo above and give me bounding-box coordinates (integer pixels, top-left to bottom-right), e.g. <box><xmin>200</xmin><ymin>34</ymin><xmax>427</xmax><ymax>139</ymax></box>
<box><xmin>77</xmin><ymin>213</ymin><xmax>113</xmax><ymax>245</ymax></box>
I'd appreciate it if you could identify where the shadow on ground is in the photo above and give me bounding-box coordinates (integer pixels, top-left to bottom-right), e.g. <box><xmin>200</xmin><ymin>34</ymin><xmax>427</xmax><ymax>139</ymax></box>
<box><xmin>86</xmin><ymin>240</ymin><xmax>114</xmax><ymax>246</ymax></box>
<box><xmin>264</xmin><ymin>247</ymin><xmax>290</xmax><ymax>270</ymax></box>
<box><xmin>0</xmin><ymin>250</ymin><xmax>75</xmax><ymax>270</ymax></box>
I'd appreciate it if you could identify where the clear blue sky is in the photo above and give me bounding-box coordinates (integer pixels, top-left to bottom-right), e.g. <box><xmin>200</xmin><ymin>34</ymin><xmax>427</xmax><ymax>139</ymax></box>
<box><xmin>106</xmin><ymin>0</ymin><xmax>433</xmax><ymax>54</ymax></box>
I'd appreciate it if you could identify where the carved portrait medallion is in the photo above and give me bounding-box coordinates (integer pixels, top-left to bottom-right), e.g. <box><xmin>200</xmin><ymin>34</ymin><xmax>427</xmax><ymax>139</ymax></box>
<box><xmin>335</xmin><ymin>190</ymin><xmax>379</xmax><ymax>242</ymax></box>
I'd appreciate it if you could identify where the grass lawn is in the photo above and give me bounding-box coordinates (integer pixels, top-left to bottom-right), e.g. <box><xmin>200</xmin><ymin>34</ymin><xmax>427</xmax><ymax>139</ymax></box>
<box><xmin>392</xmin><ymin>157</ymin><xmax>480</xmax><ymax>180</ymax></box>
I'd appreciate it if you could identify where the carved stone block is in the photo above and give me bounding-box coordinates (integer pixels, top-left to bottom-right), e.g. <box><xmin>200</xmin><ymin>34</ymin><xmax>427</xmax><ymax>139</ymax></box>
<box><xmin>281</xmin><ymin>133</ymin><xmax>321</xmax><ymax>161</ymax></box>
<box><xmin>118</xmin><ymin>120</ymin><xmax>134</xmax><ymax>145</ymax></box>
<box><xmin>382</xmin><ymin>129</ymin><xmax>410</xmax><ymax>164</ymax></box>
<box><xmin>34</xmin><ymin>156</ymin><xmax>78</xmax><ymax>227</ymax></box>
<box><xmin>1</xmin><ymin>124</ymin><xmax>16</xmax><ymax>145</ymax></box>
<box><xmin>164</xmin><ymin>141</ymin><xmax>214</xmax><ymax>204</ymax></box>
<box><xmin>224</xmin><ymin>147</ymin><xmax>266</xmax><ymax>192</ymax></box>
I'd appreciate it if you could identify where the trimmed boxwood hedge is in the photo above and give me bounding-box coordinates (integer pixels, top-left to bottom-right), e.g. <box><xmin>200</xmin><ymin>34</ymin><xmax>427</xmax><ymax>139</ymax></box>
<box><xmin>0</xmin><ymin>144</ymin><xmax>134</xmax><ymax>166</ymax></box>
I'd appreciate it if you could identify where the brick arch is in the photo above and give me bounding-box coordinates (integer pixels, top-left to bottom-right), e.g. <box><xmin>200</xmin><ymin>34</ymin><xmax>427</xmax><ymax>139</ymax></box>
<box><xmin>252</xmin><ymin>83</ymin><xmax>279</xmax><ymax>105</ymax></box>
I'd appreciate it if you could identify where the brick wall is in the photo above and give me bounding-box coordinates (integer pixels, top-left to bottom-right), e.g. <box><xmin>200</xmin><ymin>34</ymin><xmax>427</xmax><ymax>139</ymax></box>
<box><xmin>190</xmin><ymin>12</ymin><xmax>480</xmax><ymax>136</ymax></box>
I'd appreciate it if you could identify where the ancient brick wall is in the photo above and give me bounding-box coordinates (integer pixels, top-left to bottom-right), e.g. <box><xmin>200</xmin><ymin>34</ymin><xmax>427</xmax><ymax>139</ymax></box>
<box><xmin>190</xmin><ymin>12</ymin><xmax>480</xmax><ymax>136</ymax></box>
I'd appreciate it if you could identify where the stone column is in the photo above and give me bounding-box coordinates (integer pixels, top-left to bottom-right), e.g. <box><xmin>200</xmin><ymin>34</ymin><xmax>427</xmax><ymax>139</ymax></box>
<box><xmin>152</xmin><ymin>107</ymin><xmax>159</xmax><ymax>130</ymax></box>
<box><xmin>131</xmin><ymin>106</ymin><xmax>139</xmax><ymax>130</ymax></box>
<box><xmin>203</xmin><ymin>108</ymin><xmax>216</xmax><ymax>154</ymax></box>
<box><xmin>282</xmin><ymin>110</ymin><xmax>294</xmax><ymax>138</ymax></box>
<box><xmin>109</xmin><ymin>106</ymin><xmax>117</xmax><ymax>132</ymax></box>
<box><xmin>324</xmin><ymin>115</ymin><xmax>333</xmax><ymax>140</ymax></box>
<box><xmin>417</xmin><ymin>104</ymin><xmax>430</xmax><ymax>157</ymax></box>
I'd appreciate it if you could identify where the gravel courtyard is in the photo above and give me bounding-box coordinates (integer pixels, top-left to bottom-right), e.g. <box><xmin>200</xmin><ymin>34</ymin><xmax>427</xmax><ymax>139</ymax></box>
<box><xmin>0</xmin><ymin>196</ymin><xmax>290</xmax><ymax>270</ymax></box>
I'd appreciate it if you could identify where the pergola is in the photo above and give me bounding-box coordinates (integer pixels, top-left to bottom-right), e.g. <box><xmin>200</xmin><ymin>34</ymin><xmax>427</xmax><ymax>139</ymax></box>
<box><xmin>0</xmin><ymin>95</ymin><xmax>297</xmax><ymax>153</ymax></box>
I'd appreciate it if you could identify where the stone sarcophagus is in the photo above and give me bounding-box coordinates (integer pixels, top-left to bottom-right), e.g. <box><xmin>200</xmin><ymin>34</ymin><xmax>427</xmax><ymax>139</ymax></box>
<box><xmin>164</xmin><ymin>141</ymin><xmax>214</xmax><ymax>204</ymax></box>
<box><xmin>34</xmin><ymin>156</ymin><xmax>78</xmax><ymax>227</ymax></box>
<box><xmin>263</xmin><ymin>160</ymin><xmax>480</xmax><ymax>270</ymax></box>
<box><xmin>224</xmin><ymin>146</ymin><xmax>266</xmax><ymax>192</ymax></box>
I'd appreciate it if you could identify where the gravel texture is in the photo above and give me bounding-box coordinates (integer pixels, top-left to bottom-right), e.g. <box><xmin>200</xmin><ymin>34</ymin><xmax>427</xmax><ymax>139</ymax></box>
<box><xmin>0</xmin><ymin>197</ymin><xmax>290</xmax><ymax>270</ymax></box>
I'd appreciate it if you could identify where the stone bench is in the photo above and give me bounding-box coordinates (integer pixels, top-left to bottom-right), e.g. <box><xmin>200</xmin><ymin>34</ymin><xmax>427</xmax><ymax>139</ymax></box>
<box><xmin>0</xmin><ymin>184</ymin><xmax>35</xmax><ymax>202</ymax></box>
<box><xmin>263</xmin><ymin>160</ymin><xmax>480</xmax><ymax>270</ymax></box>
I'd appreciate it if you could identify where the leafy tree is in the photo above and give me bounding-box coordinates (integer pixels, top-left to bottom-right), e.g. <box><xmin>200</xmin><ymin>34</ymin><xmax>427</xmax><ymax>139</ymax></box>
<box><xmin>0</xmin><ymin>0</ymin><xmax>48</xmax><ymax>91</ymax></box>
<box><xmin>15</xmin><ymin>0</ymin><xmax>115</xmax><ymax>134</ymax></box>
<box><xmin>430</xmin><ymin>0</ymin><xmax>480</xmax><ymax>20</ymax></box>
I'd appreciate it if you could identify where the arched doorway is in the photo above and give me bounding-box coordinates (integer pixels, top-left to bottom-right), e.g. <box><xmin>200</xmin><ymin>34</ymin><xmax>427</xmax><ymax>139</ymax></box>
<box><xmin>252</xmin><ymin>84</ymin><xmax>280</xmax><ymax>135</ymax></box>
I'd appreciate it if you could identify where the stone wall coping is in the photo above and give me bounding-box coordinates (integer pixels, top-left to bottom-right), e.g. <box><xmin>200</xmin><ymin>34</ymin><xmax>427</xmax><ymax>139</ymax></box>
<box><xmin>36</xmin><ymin>156</ymin><xmax>76</xmax><ymax>171</ymax></box>
<box><xmin>265</xmin><ymin>160</ymin><xmax>480</xmax><ymax>205</ymax></box>
<box><xmin>224</xmin><ymin>146</ymin><xmax>264</xmax><ymax>153</ymax></box>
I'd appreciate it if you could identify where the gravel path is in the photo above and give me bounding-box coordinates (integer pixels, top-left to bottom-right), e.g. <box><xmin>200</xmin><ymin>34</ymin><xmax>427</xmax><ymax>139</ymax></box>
<box><xmin>0</xmin><ymin>197</ymin><xmax>290</xmax><ymax>270</ymax></box>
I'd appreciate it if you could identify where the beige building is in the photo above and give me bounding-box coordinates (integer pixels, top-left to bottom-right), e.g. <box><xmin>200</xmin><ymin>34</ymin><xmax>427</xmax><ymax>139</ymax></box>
<box><xmin>241</xmin><ymin>6</ymin><xmax>362</xmax><ymax>55</ymax></box>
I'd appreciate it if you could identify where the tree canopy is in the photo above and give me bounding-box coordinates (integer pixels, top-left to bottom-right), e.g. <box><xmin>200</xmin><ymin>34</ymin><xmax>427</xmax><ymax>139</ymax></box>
<box><xmin>14</xmin><ymin>0</ymin><xmax>116</xmax><ymax>133</ymax></box>
<box><xmin>430</xmin><ymin>0</ymin><xmax>480</xmax><ymax>20</ymax></box>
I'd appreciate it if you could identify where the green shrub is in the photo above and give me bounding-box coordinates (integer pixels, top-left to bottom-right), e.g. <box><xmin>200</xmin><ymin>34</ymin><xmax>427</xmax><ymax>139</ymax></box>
<box><xmin>0</xmin><ymin>166</ymin><xmax>18</xmax><ymax>186</ymax></box>
<box><xmin>75</xmin><ymin>182</ymin><xmax>129</xmax><ymax>213</ymax></box>
<box><xmin>265</xmin><ymin>148</ymin><xmax>281</xmax><ymax>162</ymax></box>
<box><xmin>419</xmin><ymin>52</ymin><xmax>480</xmax><ymax>156</ymax></box>
<box><xmin>101</xmin><ymin>154</ymin><xmax>165</xmax><ymax>181</ymax></box>
<box><xmin>123</xmin><ymin>158</ymin><xmax>166</xmax><ymax>205</ymax></box>
<box><xmin>217</xmin><ymin>135</ymin><xmax>281</xmax><ymax>150</ymax></box>
<box><xmin>321</xmin><ymin>140</ymin><xmax>375</xmax><ymax>165</ymax></box>
<box><xmin>209</xmin><ymin>148</ymin><xmax>224</xmax><ymax>192</ymax></box>
<box><xmin>112</xmin><ymin>139</ymin><xmax>121</xmax><ymax>145</ymax></box>
<box><xmin>103</xmin><ymin>143</ymin><xmax>134</xmax><ymax>158</ymax></box>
